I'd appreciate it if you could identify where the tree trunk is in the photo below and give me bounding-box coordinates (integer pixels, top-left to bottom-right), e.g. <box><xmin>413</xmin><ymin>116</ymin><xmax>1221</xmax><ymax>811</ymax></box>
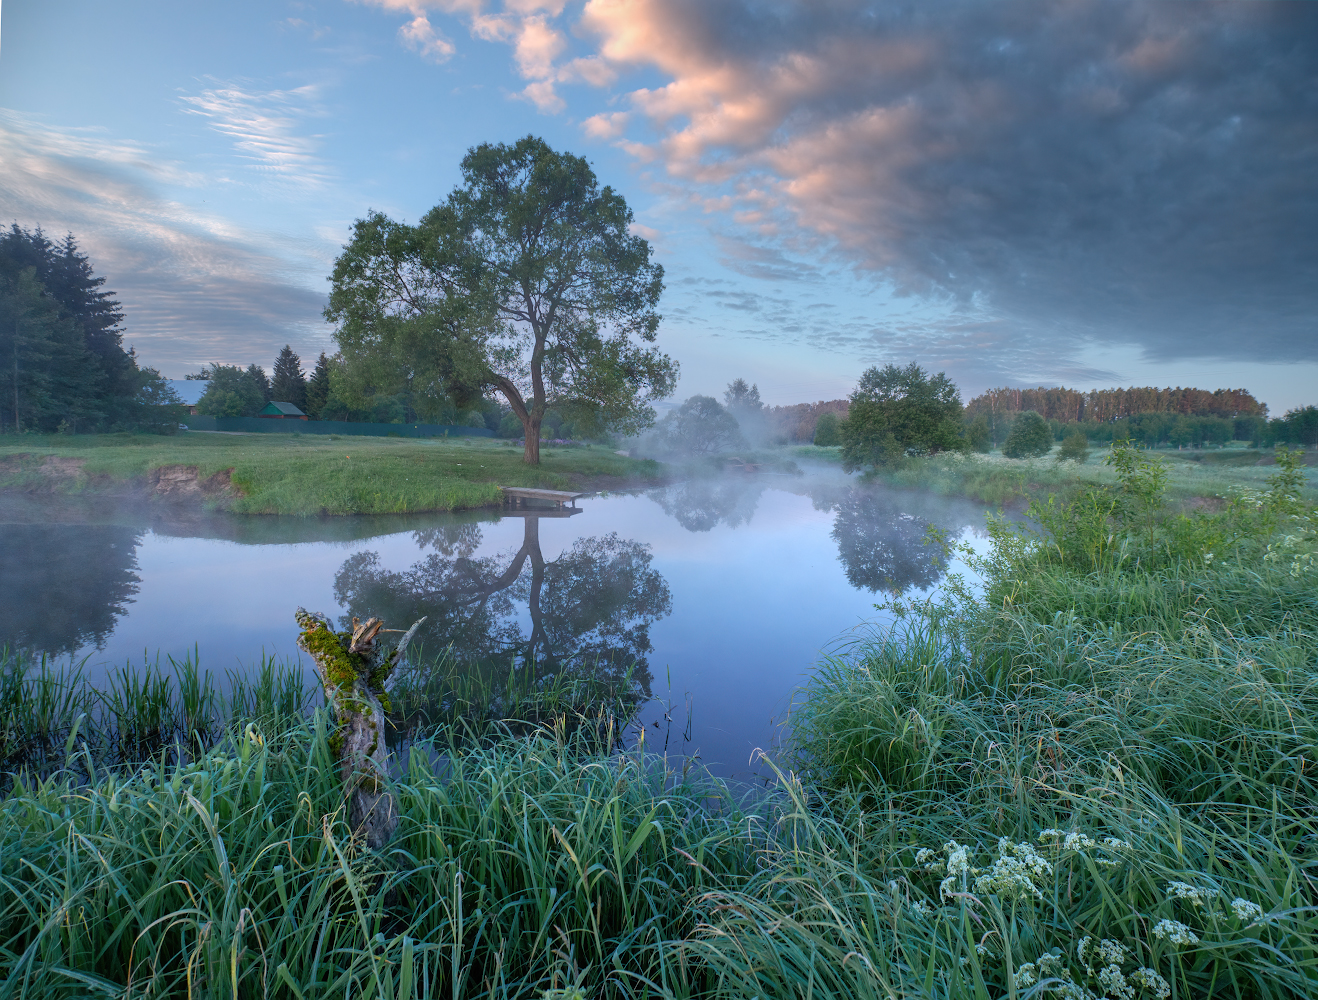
<box><xmin>523</xmin><ymin>412</ymin><xmax>542</xmax><ymax>464</ymax></box>
<box><xmin>295</xmin><ymin>608</ymin><xmax>425</xmax><ymax>849</ymax></box>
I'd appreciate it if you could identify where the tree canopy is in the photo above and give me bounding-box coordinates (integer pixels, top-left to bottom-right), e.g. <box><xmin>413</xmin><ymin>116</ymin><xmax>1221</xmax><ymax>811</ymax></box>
<box><xmin>1002</xmin><ymin>410</ymin><xmax>1053</xmax><ymax>458</ymax></box>
<box><xmin>326</xmin><ymin>135</ymin><xmax>677</xmax><ymax>463</ymax></box>
<box><xmin>839</xmin><ymin>363</ymin><xmax>964</xmax><ymax>471</ymax></box>
<box><xmin>194</xmin><ymin>364</ymin><xmax>267</xmax><ymax>417</ymax></box>
<box><xmin>654</xmin><ymin>395</ymin><xmax>746</xmax><ymax>455</ymax></box>
<box><xmin>0</xmin><ymin>225</ymin><xmax>179</xmax><ymax>433</ymax></box>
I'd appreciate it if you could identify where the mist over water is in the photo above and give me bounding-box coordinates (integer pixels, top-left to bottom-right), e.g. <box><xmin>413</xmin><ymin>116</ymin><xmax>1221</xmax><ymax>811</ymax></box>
<box><xmin>1</xmin><ymin>468</ymin><xmax>992</xmax><ymax>778</ymax></box>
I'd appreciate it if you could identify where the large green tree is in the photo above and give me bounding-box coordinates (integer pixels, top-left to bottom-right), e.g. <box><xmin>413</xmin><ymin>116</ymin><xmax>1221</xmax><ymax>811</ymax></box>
<box><xmin>326</xmin><ymin>135</ymin><xmax>677</xmax><ymax>463</ymax></box>
<box><xmin>839</xmin><ymin>363</ymin><xmax>965</xmax><ymax>471</ymax></box>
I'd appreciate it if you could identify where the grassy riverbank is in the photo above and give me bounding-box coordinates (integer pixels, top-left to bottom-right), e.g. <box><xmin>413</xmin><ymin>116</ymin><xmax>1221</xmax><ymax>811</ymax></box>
<box><xmin>795</xmin><ymin>442</ymin><xmax>1318</xmax><ymax>506</ymax></box>
<box><xmin>0</xmin><ymin>432</ymin><xmax>664</xmax><ymax>515</ymax></box>
<box><xmin>2</xmin><ymin>450</ymin><xmax>1315</xmax><ymax>997</ymax></box>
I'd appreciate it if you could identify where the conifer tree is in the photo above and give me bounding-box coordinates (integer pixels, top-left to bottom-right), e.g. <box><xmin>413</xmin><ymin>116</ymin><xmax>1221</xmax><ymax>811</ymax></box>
<box><xmin>270</xmin><ymin>344</ymin><xmax>307</xmax><ymax>410</ymax></box>
<box><xmin>304</xmin><ymin>352</ymin><xmax>332</xmax><ymax>420</ymax></box>
<box><xmin>246</xmin><ymin>364</ymin><xmax>271</xmax><ymax>404</ymax></box>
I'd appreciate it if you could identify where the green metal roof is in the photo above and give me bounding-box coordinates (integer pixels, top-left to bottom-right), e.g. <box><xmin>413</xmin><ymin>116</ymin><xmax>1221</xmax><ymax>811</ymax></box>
<box><xmin>260</xmin><ymin>401</ymin><xmax>306</xmax><ymax>416</ymax></box>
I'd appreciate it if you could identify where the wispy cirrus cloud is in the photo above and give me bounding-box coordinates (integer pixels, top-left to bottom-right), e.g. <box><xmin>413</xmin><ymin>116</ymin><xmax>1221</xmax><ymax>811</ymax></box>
<box><xmin>0</xmin><ymin>112</ymin><xmax>329</xmax><ymax>374</ymax></box>
<box><xmin>179</xmin><ymin>81</ymin><xmax>333</xmax><ymax>186</ymax></box>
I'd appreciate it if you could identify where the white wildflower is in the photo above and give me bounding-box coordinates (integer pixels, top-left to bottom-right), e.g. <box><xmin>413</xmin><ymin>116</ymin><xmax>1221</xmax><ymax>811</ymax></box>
<box><xmin>1038</xmin><ymin>828</ymin><xmax>1067</xmax><ymax>841</ymax></box>
<box><xmin>1038</xmin><ymin>951</ymin><xmax>1066</xmax><ymax>974</ymax></box>
<box><xmin>1064</xmin><ymin>831</ymin><xmax>1098</xmax><ymax>850</ymax></box>
<box><xmin>1099</xmin><ymin>964</ymin><xmax>1135</xmax><ymax>1000</ymax></box>
<box><xmin>975</xmin><ymin>943</ymin><xmax>995</xmax><ymax>959</ymax></box>
<box><xmin>973</xmin><ymin>839</ymin><xmax>1053</xmax><ymax>901</ymax></box>
<box><xmin>1166</xmin><ymin>881</ymin><xmax>1217</xmax><ymax>908</ymax></box>
<box><xmin>1101</xmin><ymin>837</ymin><xmax>1131</xmax><ymax>851</ymax></box>
<box><xmin>910</xmin><ymin>900</ymin><xmax>933</xmax><ymax>917</ymax></box>
<box><xmin>1076</xmin><ymin>936</ymin><xmax>1093</xmax><ymax>963</ymax></box>
<box><xmin>915</xmin><ymin>847</ymin><xmax>937</xmax><ymax>868</ymax></box>
<box><xmin>944</xmin><ymin>840</ymin><xmax>971</xmax><ymax>876</ymax></box>
<box><xmin>1014</xmin><ymin>962</ymin><xmax>1038</xmax><ymax>987</ymax></box>
<box><xmin>939</xmin><ymin>875</ymin><xmax>958</xmax><ymax>901</ymax></box>
<box><xmin>1099</xmin><ymin>940</ymin><xmax>1130</xmax><ymax>966</ymax></box>
<box><xmin>1230</xmin><ymin>897</ymin><xmax>1264</xmax><ymax>922</ymax></box>
<box><xmin>1152</xmin><ymin>919</ymin><xmax>1199</xmax><ymax>945</ymax></box>
<box><xmin>1131</xmin><ymin>968</ymin><xmax>1171</xmax><ymax>999</ymax></box>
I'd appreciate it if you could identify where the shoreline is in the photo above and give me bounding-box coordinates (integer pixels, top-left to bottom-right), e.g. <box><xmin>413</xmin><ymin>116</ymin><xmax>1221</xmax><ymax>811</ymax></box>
<box><xmin>0</xmin><ymin>432</ymin><xmax>667</xmax><ymax>516</ymax></box>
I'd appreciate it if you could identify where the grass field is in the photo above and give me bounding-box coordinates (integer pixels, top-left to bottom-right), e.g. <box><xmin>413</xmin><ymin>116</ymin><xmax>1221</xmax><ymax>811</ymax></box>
<box><xmin>0</xmin><ymin>432</ymin><xmax>664</xmax><ymax>515</ymax></box>
<box><xmin>793</xmin><ymin>442</ymin><xmax>1318</xmax><ymax>506</ymax></box>
<box><xmin>2</xmin><ymin>445</ymin><xmax>1315</xmax><ymax>996</ymax></box>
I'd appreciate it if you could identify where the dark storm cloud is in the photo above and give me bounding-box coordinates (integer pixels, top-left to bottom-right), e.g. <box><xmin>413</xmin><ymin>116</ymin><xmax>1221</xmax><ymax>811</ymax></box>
<box><xmin>584</xmin><ymin>0</ymin><xmax>1318</xmax><ymax>364</ymax></box>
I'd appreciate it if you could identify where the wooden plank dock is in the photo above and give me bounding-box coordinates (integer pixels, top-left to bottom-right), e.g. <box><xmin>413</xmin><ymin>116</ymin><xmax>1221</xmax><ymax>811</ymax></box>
<box><xmin>499</xmin><ymin>486</ymin><xmax>588</xmax><ymax>509</ymax></box>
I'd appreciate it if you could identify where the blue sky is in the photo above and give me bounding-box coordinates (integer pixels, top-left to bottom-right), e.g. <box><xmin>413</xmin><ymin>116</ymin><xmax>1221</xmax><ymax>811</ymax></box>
<box><xmin>2</xmin><ymin>0</ymin><xmax>1315</xmax><ymax>411</ymax></box>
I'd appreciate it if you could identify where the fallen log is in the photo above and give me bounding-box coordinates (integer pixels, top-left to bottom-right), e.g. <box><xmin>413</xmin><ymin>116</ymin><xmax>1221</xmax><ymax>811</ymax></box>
<box><xmin>295</xmin><ymin>607</ymin><xmax>426</xmax><ymax>848</ymax></box>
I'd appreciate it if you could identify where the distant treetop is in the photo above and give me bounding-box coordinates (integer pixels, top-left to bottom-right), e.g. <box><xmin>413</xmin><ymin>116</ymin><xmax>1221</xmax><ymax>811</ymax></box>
<box><xmin>965</xmin><ymin>385</ymin><xmax>1266</xmax><ymax>422</ymax></box>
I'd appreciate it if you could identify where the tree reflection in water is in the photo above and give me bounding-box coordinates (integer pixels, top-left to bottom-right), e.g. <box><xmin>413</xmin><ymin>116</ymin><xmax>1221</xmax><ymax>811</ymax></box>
<box><xmin>822</xmin><ymin>487</ymin><xmax>950</xmax><ymax>593</ymax></box>
<box><xmin>333</xmin><ymin>513</ymin><xmax>671</xmax><ymax>737</ymax></box>
<box><xmin>0</xmin><ymin>524</ymin><xmax>143</xmax><ymax>655</ymax></box>
<box><xmin>648</xmin><ymin>475</ymin><xmax>952</xmax><ymax>596</ymax></box>
<box><xmin>648</xmin><ymin>477</ymin><xmax>765</xmax><ymax>532</ymax></box>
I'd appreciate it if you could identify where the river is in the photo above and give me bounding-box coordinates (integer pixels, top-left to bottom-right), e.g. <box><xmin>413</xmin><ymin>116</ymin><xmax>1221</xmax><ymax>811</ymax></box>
<box><xmin>1</xmin><ymin>467</ymin><xmax>992</xmax><ymax>779</ymax></box>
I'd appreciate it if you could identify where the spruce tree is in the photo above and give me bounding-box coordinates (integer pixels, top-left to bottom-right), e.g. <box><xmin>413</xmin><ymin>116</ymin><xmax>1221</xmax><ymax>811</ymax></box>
<box><xmin>270</xmin><ymin>344</ymin><xmax>307</xmax><ymax>410</ymax></box>
<box><xmin>304</xmin><ymin>352</ymin><xmax>331</xmax><ymax>420</ymax></box>
<box><xmin>246</xmin><ymin>364</ymin><xmax>271</xmax><ymax>403</ymax></box>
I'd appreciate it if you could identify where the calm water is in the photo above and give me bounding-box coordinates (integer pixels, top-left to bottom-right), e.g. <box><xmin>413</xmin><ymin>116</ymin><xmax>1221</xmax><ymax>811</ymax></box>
<box><xmin>1</xmin><ymin>468</ymin><xmax>991</xmax><ymax>779</ymax></box>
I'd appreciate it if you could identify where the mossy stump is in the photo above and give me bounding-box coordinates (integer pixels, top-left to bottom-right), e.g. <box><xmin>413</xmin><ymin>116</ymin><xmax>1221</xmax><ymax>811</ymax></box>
<box><xmin>295</xmin><ymin>607</ymin><xmax>425</xmax><ymax>848</ymax></box>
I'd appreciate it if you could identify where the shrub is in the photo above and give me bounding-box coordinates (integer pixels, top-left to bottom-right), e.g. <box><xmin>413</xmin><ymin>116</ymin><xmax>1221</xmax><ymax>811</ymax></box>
<box><xmin>1003</xmin><ymin>410</ymin><xmax>1052</xmax><ymax>458</ymax></box>
<box><xmin>966</xmin><ymin>414</ymin><xmax>991</xmax><ymax>453</ymax></box>
<box><xmin>813</xmin><ymin>411</ymin><xmax>841</xmax><ymax>446</ymax></box>
<box><xmin>1058</xmin><ymin>427</ymin><xmax>1090</xmax><ymax>462</ymax></box>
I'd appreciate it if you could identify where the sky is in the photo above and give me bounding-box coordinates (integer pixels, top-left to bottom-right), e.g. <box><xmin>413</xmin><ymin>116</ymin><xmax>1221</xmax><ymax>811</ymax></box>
<box><xmin>1</xmin><ymin>0</ymin><xmax>1315</xmax><ymax>412</ymax></box>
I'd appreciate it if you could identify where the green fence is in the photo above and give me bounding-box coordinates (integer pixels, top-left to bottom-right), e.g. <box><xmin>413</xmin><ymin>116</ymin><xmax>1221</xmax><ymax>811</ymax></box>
<box><xmin>183</xmin><ymin>415</ymin><xmax>495</xmax><ymax>438</ymax></box>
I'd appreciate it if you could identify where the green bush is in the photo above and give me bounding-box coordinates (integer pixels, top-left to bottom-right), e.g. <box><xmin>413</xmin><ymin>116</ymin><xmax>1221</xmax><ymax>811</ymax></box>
<box><xmin>1002</xmin><ymin>409</ymin><xmax>1052</xmax><ymax>458</ymax></box>
<box><xmin>1058</xmin><ymin>427</ymin><xmax>1090</xmax><ymax>462</ymax></box>
<box><xmin>812</xmin><ymin>411</ymin><xmax>841</xmax><ymax>446</ymax></box>
<box><xmin>965</xmin><ymin>414</ymin><xmax>991</xmax><ymax>453</ymax></box>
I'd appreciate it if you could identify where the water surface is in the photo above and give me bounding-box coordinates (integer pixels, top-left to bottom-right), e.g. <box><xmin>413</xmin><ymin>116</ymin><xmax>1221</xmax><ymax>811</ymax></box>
<box><xmin>1</xmin><ymin>470</ymin><xmax>991</xmax><ymax>778</ymax></box>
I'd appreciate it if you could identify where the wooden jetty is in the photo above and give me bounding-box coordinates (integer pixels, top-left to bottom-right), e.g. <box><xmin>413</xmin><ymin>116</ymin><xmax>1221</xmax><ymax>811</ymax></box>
<box><xmin>499</xmin><ymin>486</ymin><xmax>588</xmax><ymax>510</ymax></box>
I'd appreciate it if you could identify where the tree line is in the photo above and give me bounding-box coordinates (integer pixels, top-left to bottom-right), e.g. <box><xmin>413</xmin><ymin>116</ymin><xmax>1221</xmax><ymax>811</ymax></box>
<box><xmin>806</xmin><ymin>364</ymin><xmax>1317</xmax><ymax>471</ymax></box>
<box><xmin>965</xmin><ymin>385</ymin><xmax>1267</xmax><ymax>423</ymax></box>
<box><xmin>0</xmin><ymin>226</ymin><xmax>181</xmax><ymax>434</ymax></box>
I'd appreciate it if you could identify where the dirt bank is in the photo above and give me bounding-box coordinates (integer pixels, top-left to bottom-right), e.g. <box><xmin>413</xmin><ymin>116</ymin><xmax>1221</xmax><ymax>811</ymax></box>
<box><xmin>0</xmin><ymin>454</ymin><xmax>240</xmax><ymax>504</ymax></box>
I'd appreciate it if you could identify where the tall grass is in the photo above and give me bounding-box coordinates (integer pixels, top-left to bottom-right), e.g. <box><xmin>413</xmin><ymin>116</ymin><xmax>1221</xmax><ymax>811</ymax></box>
<box><xmin>0</xmin><ymin>722</ymin><xmax>753</xmax><ymax>999</ymax></box>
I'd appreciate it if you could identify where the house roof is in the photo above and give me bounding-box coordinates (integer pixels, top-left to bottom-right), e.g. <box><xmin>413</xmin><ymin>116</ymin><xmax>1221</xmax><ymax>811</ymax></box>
<box><xmin>261</xmin><ymin>401</ymin><xmax>306</xmax><ymax>416</ymax></box>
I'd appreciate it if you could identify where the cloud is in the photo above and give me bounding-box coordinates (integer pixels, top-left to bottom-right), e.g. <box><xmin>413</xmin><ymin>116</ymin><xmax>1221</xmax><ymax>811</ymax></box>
<box><xmin>521</xmin><ymin>80</ymin><xmax>565</xmax><ymax>113</ymax></box>
<box><xmin>179</xmin><ymin>81</ymin><xmax>332</xmax><ymax>185</ymax></box>
<box><xmin>583</xmin><ymin>110</ymin><xmax>629</xmax><ymax>138</ymax></box>
<box><xmin>574</xmin><ymin>0</ymin><xmax>1318</xmax><ymax>365</ymax></box>
<box><xmin>715</xmin><ymin>235</ymin><xmax>820</xmax><ymax>283</ymax></box>
<box><xmin>398</xmin><ymin>14</ymin><xmax>457</xmax><ymax>61</ymax></box>
<box><xmin>353</xmin><ymin>0</ymin><xmax>1317</xmax><ymax>373</ymax></box>
<box><xmin>0</xmin><ymin>112</ymin><xmax>329</xmax><ymax>374</ymax></box>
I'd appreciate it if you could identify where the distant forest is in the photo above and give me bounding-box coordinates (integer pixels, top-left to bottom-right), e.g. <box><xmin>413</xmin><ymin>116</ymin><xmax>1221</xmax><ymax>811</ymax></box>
<box><xmin>0</xmin><ymin>225</ymin><xmax>181</xmax><ymax>434</ymax></box>
<box><xmin>964</xmin><ymin>384</ymin><xmax>1316</xmax><ymax>449</ymax></box>
<box><xmin>965</xmin><ymin>385</ymin><xmax>1267</xmax><ymax>423</ymax></box>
